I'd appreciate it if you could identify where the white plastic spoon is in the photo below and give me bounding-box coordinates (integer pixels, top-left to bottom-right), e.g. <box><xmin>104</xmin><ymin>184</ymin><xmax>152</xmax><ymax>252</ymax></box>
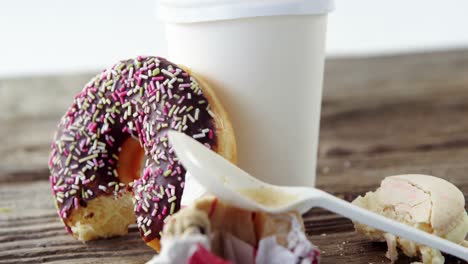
<box><xmin>168</xmin><ymin>131</ymin><xmax>468</xmax><ymax>260</ymax></box>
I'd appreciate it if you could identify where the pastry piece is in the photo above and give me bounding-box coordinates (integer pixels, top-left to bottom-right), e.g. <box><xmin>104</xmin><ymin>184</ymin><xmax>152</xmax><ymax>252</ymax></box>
<box><xmin>352</xmin><ymin>174</ymin><xmax>468</xmax><ymax>264</ymax></box>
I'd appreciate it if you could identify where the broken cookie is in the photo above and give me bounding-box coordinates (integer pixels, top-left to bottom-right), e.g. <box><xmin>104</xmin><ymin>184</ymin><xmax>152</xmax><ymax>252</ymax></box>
<box><xmin>352</xmin><ymin>174</ymin><xmax>468</xmax><ymax>264</ymax></box>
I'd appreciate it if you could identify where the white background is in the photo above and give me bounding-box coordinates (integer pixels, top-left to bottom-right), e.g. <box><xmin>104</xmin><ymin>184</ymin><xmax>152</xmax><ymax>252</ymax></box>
<box><xmin>1</xmin><ymin>0</ymin><xmax>468</xmax><ymax>77</ymax></box>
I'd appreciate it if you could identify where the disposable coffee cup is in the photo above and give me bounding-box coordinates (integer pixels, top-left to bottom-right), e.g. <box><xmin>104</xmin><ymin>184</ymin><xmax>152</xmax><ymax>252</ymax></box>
<box><xmin>159</xmin><ymin>0</ymin><xmax>334</xmax><ymax>187</ymax></box>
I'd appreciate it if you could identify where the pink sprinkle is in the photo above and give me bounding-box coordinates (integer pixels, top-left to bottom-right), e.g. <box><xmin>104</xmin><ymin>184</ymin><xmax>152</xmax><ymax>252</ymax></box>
<box><xmin>88</xmin><ymin>122</ymin><xmax>97</xmax><ymax>133</ymax></box>
<box><xmin>61</xmin><ymin>209</ymin><xmax>67</xmax><ymax>219</ymax></box>
<box><xmin>171</xmin><ymin>171</ymin><xmax>178</xmax><ymax>177</ymax></box>
<box><xmin>118</xmin><ymin>91</ymin><xmax>127</xmax><ymax>99</ymax></box>
<box><xmin>74</xmin><ymin>198</ymin><xmax>79</xmax><ymax>209</ymax></box>
<box><xmin>178</xmin><ymin>83</ymin><xmax>190</xmax><ymax>88</ymax></box>
<box><xmin>157</xmin><ymin>214</ymin><xmax>162</xmax><ymax>220</ymax></box>
<box><xmin>180</xmin><ymin>182</ymin><xmax>185</xmax><ymax>188</ymax></box>
<box><xmin>177</xmin><ymin>96</ymin><xmax>185</xmax><ymax>104</ymax></box>
<box><xmin>208</xmin><ymin>130</ymin><xmax>214</xmax><ymax>139</ymax></box>
<box><xmin>182</xmin><ymin>72</ymin><xmax>189</xmax><ymax>77</ymax></box>
<box><xmin>162</xmin><ymin>206</ymin><xmax>168</xmax><ymax>215</ymax></box>
<box><xmin>135</xmin><ymin>121</ymin><xmax>142</xmax><ymax>136</ymax></box>
<box><xmin>161</xmin><ymin>85</ymin><xmax>166</xmax><ymax>94</ymax></box>
<box><xmin>149</xmin><ymin>81</ymin><xmax>155</xmax><ymax>91</ymax></box>
<box><xmin>106</xmin><ymin>138</ymin><xmax>114</xmax><ymax>147</ymax></box>
<box><xmin>143</xmin><ymin>168</ymin><xmax>150</xmax><ymax>179</ymax></box>
<box><xmin>109</xmin><ymin>159</ymin><xmax>115</xmax><ymax>165</ymax></box>
<box><xmin>152</xmin><ymin>76</ymin><xmax>164</xmax><ymax>81</ymax></box>
<box><xmin>54</xmin><ymin>186</ymin><xmax>65</xmax><ymax>192</ymax></box>
<box><xmin>136</xmin><ymin>203</ymin><xmax>142</xmax><ymax>213</ymax></box>
<box><xmin>111</xmin><ymin>93</ymin><xmax>118</xmax><ymax>101</ymax></box>
<box><xmin>152</xmin><ymin>196</ymin><xmax>160</xmax><ymax>202</ymax></box>
<box><xmin>165</xmin><ymin>188</ymin><xmax>171</xmax><ymax>197</ymax></box>
<box><xmin>168</xmin><ymin>88</ymin><xmax>173</xmax><ymax>98</ymax></box>
<box><xmin>176</xmin><ymin>166</ymin><xmax>182</xmax><ymax>174</ymax></box>
<box><xmin>151</xmin><ymin>209</ymin><xmax>158</xmax><ymax>217</ymax></box>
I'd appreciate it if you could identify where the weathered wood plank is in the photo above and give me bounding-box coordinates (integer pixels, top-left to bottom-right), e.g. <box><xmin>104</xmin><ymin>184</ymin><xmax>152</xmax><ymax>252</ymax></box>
<box><xmin>1</xmin><ymin>49</ymin><xmax>468</xmax><ymax>263</ymax></box>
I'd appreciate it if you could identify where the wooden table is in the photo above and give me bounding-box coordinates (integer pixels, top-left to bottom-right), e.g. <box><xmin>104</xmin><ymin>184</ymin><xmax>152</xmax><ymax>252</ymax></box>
<box><xmin>1</xmin><ymin>50</ymin><xmax>467</xmax><ymax>263</ymax></box>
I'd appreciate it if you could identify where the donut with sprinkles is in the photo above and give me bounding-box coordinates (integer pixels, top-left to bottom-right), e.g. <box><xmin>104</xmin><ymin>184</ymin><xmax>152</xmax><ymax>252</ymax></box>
<box><xmin>48</xmin><ymin>56</ymin><xmax>237</xmax><ymax>250</ymax></box>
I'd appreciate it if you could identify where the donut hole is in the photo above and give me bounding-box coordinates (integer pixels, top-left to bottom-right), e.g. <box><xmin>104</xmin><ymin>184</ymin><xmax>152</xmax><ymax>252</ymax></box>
<box><xmin>118</xmin><ymin>137</ymin><xmax>146</xmax><ymax>185</ymax></box>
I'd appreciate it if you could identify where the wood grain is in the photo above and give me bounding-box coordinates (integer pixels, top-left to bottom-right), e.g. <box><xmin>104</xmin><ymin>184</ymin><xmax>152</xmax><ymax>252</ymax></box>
<box><xmin>1</xmin><ymin>49</ymin><xmax>468</xmax><ymax>263</ymax></box>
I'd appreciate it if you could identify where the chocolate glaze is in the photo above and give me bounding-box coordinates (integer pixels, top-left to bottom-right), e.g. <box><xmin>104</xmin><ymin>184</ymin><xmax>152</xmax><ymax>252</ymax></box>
<box><xmin>49</xmin><ymin>56</ymin><xmax>218</xmax><ymax>242</ymax></box>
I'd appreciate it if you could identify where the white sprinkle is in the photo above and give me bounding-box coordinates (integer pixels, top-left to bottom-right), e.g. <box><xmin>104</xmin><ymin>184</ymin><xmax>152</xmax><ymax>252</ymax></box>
<box><xmin>207</xmin><ymin>110</ymin><xmax>216</xmax><ymax>118</ymax></box>
<box><xmin>168</xmin><ymin>77</ymin><xmax>177</xmax><ymax>87</ymax></box>
<box><xmin>144</xmin><ymin>229</ymin><xmax>152</xmax><ymax>237</ymax></box>
<box><xmin>128</xmin><ymin>67</ymin><xmax>134</xmax><ymax>79</ymax></box>
<box><xmin>161</xmin><ymin>69</ymin><xmax>175</xmax><ymax>78</ymax></box>
<box><xmin>193</xmin><ymin>133</ymin><xmax>205</xmax><ymax>139</ymax></box>
<box><xmin>187</xmin><ymin>114</ymin><xmax>195</xmax><ymax>123</ymax></box>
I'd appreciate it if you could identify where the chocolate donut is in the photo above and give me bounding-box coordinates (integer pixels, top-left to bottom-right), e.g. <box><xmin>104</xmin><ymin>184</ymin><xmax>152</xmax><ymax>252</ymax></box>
<box><xmin>48</xmin><ymin>56</ymin><xmax>236</xmax><ymax>249</ymax></box>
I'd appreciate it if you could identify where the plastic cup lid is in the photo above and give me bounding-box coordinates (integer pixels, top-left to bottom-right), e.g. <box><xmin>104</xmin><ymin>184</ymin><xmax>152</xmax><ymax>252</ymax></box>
<box><xmin>158</xmin><ymin>0</ymin><xmax>334</xmax><ymax>23</ymax></box>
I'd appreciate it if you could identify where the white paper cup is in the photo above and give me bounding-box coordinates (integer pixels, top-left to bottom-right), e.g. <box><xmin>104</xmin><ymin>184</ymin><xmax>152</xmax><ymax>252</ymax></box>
<box><xmin>159</xmin><ymin>0</ymin><xmax>334</xmax><ymax>187</ymax></box>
